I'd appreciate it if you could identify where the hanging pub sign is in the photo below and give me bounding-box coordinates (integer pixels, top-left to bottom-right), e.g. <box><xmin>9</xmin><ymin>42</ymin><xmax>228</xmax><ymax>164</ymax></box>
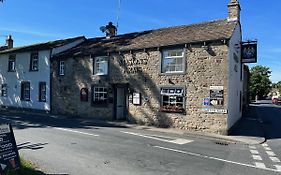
<box><xmin>0</xmin><ymin>124</ymin><xmax>20</xmax><ymax>173</ymax></box>
<box><xmin>241</xmin><ymin>41</ymin><xmax>257</xmax><ymax>63</ymax></box>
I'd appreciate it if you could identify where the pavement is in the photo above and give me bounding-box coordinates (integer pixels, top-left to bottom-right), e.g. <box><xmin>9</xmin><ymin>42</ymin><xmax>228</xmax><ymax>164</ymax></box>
<box><xmin>0</xmin><ymin>104</ymin><xmax>266</xmax><ymax>146</ymax></box>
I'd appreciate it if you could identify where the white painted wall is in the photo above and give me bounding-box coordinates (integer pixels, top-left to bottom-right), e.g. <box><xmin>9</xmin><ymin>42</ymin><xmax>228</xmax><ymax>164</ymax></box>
<box><xmin>0</xmin><ymin>50</ymin><xmax>51</xmax><ymax>111</ymax></box>
<box><xmin>227</xmin><ymin>23</ymin><xmax>243</xmax><ymax>129</ymax></box>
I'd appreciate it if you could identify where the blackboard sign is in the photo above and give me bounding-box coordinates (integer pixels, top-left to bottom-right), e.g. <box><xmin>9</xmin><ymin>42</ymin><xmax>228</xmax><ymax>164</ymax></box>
<box><xmin>0</xmin><ymin>124</ymin><xmax>20</xmax><ymax>173</ymax></box>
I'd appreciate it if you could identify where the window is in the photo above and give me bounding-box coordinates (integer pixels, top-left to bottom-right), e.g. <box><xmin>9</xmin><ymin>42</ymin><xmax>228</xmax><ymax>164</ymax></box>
<box><xmin>21</xmin><ymin>82</ymin><xmax>30</xmax><ymax>101</ymax></box>
<box><xmin>30</xmin><ymin>52</ymin><xmax>39</xmax><ymax>71</ymax></box>
<box><xmin>160</xmin><ymin>87</ymin><xmax>184</xmax><ymax>113</ymax></box>
<box><xmin>1</xmin><ymin>84</ymin><xmax>7</xmax><ymax>97</ymax></box>
<box><xmin>161</xmin><ymin>49</ymin><xmax>184</xmax><ymax>73</ymax></box>
<box><xmin>39</xmin><ymin>82</ymin><xmax>46</xmax><ymax>102</ymax></box>
<box><xmin>93</xmin><ymin>57</ymin><xmax>108</xmax><ymax>75</ymax></box>
<box><xmin>92</xmin><ymin>87</ymin><xmax>108</xmax><ymax>104</ymax></box>
<box><xmin>59</xmin><ymin>61</ymin><xmax>65</xmax><ymax>76</ymax></box>
<box><xmin>8</xmin><ymin>54</ymin><xmax>16</xmax><ymax>72</ymax></box>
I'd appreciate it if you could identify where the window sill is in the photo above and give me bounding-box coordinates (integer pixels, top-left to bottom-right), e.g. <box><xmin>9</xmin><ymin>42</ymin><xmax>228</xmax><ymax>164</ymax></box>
<box><xmin>7</xmin><ymin>70</ymin><xmax>16</xmax><ymax>72</ymax></box>
<box><xmin>159</xmin><ymin>72</ymin><xmax>186</xmax><ymax>76</ymax></box>
<box><xmin>30</xmin><ymin>70</ymin><xmax>39</xmax><ymax>72</ymax></box>
<box><xmin>160</xmin><ymin>107</ymin><xmax>185</xmax><ymax>113</ymax></box>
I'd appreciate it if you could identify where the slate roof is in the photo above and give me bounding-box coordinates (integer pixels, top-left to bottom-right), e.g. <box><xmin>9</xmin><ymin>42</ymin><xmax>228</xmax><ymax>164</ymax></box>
<box><xmin>54</xmin><ymin>19</ymin><xmax>238</xmax><ymax>58</ymax></box>
<box><xmin>0</xmin><ymin>46</ymin><xmax>8</xmax><ymax>51</ymax></box>
<box><xmin>0</xmin><ymin>36</ymin><xmax>85</xmax><ymax>54</ymax></box>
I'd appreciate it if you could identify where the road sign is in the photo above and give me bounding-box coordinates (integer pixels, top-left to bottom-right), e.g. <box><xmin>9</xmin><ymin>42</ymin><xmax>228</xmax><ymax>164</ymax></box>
<box><xmin>0</xmin><ymin>124</ymin><xmax>20</xmax><ymax>173</ymax></box>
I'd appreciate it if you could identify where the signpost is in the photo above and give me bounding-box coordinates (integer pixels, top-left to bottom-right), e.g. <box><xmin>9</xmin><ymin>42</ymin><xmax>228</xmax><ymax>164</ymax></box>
<box><xmin>0</xmin><ymin>124</ymin><xmax>20</xmax><ymax>174</ymax></box>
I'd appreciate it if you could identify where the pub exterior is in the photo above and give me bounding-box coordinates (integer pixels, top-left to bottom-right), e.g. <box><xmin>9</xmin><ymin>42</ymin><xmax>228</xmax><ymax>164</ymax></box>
<box><xmin>51</xmin><ymin>0</ymin><xmax>246</xmax><ymax>134</ymax></box>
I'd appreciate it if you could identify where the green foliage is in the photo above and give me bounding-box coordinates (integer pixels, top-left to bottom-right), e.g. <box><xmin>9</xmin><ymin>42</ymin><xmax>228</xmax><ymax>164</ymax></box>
<box><xmin>7</xmin><ymin>159</ymin><xmax>42</xmax><ymax>175</ymax></box>
<box><xmin>273</xmin><ymin>81</ymin><xmax>281</xmax><ymax>94</ymax></box>
<box><xmin>249</xmin><ymin>65</ymin><xmax>272</xmax><ymax>100</ymax></box>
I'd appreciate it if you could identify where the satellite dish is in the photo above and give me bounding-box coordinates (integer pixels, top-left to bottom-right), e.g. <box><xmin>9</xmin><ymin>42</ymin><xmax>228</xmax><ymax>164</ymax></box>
<box><xmin>100</xmin><ymin>26</ymin><xmax>106</xmax><ymax>33</ymax></box>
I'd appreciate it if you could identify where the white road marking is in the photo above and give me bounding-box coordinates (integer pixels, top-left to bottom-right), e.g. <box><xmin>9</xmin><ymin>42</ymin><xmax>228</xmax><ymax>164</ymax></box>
<box><xmin>270</xmin><ymin>157</ymin><xmax>281</xmax><ymax>163</ymax></box>
<box><xmin>264</xmin><ymin>147</ymin><xmax>271</xmax><ymax>151</ymax></box>
<box><xmin>266</xmin><ymin>151</ymin><xmax>276</xmax><ymax>157</ymax></box>
<box><xmin>255</xmin><ymin>162</ymin><xmax>266</xmax><ymax>169</ymax></box>
<box><xmin>153</xmin><ymin>146</ymin><xmax>281</xmax><ymax>173</ymax></box>
<box><xmin>252</xmin><ymin>155</ymin><xmax>262</xmax><ymax>161</ymax></box>
<box><xmin>249</xmin><ymin>146</ymin><xmax>256</xmax><ymax>149</ymax></box>
<box><xmin>121</xmin><ymin>131</ymin><xmax>193</xmax><ymax>145</ymax></box>
<box><xmin>54</xmin><ymin>127</ymin><xmax>99</xmax><ymax>137</ymax></box>
<box><xmin>250</xmin><ymin>150</ymin><xmax>259</xmax><ymax>154</ymax></box>
<box><xmin>275</xmin><ymin>165</ymin><xmax>281</xmax><ymax>171</ymax></box>
<box><xmin>262</xmin><ymin>143</ymin><xmax>268</xmax><ymax>147</ymax></box>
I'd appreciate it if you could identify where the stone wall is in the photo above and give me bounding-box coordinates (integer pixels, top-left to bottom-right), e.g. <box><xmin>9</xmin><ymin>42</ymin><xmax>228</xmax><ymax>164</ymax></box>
<box><xmin>51</xmin><ymin>42</ymin><xmax>230</xmax><ymax>134</ymax></box>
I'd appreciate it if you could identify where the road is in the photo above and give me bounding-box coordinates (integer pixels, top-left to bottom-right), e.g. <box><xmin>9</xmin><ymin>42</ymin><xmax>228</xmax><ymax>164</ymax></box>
<box><xmin>0</xmin><ymin>105</ymin><xmax>280</xmax><ymax>175</ymax></box>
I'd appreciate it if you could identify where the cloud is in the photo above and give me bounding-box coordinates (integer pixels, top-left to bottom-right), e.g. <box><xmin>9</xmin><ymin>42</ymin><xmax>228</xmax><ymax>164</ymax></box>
<box><xmin>0</xmin><ymin>26</ymin><xmax>62</xmax><ymax>38</ymax></box>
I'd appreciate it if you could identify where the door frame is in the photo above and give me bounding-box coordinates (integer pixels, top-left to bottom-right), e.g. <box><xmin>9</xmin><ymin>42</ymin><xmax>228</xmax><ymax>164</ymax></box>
<box><xmin>113</xmin><ymin>84</ymin><xmax>129</xmax><ymax>120</ymax></box>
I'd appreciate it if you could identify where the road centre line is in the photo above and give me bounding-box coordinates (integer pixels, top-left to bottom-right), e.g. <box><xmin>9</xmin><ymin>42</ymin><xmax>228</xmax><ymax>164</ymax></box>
<box><xmin>54</xmin><ymin>127</ymin><xmax>99</xmax><ymax>137</ymax></box>
<box><xmin>153</xmin><ymin>146</ymin><xmax>281</xmax><ymax>173</ymax></box>
<box><xmin>121</xmin><ymin>131</ymin><xmax>193</xmax><ymax>145</ymax></box>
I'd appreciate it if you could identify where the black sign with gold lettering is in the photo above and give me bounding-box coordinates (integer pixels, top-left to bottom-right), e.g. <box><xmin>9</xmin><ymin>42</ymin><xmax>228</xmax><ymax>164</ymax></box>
<box><xmin>241</xmin><ymin>41</ymin><xmax>257</xmax><ymax>63</ymax></box>
<box><xmin>0</xmin><ymin>124</ymin><xmax>20</xmax><ymax>173</ymax></box>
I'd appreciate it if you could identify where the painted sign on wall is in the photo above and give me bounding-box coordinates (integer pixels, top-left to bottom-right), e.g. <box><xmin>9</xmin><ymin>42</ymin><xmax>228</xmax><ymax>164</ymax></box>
<box><xmin>210</xmin><ymin>86</ymin><xmax>224</xmax><ymax>106</ymax></box>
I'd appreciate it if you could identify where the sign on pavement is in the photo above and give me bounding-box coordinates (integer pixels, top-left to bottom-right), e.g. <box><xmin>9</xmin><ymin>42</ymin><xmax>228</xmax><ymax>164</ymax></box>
<box><xmin>0</xmin><ymin>124</ymin><xmax>20</xmax><ymax>173</ymax></box>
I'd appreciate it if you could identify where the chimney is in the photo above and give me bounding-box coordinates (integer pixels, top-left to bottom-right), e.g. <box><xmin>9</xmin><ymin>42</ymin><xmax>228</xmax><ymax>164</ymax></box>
<box><xmin>228</xmin><ymin>0</ymin><xmax>241</xmax><ymax>22</ymax></box>
<box><xmin>6</xmin><ymin>35</ymin><xmax>13</xmax><ymax>49</ymax></box>
<box><xmin>105</xmin><ymin>22</ymin><xmax>117</xmax><ymax>38</ymax></box>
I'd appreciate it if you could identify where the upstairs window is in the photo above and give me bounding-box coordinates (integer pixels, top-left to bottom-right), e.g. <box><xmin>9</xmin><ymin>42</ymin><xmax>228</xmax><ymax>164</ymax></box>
<box><xmin>1</xmin><ymin>84</ymin><xmax>7</xmax><ymax>97</ymax></box>
<box><xmin>161</xmin><ymin>49</ymin><xmax>184</xmax><ymax>73</ymax></box>
<box><xmin>30</xmin><ymin>52</ymin><xmax>39</xmax><ymax>71</ymax></box>
<box><xmin>8</xmin><ymin>54</ymin><xmax>16</xmax><ymax>72</ymax></box>
<box><xmin>92</xmin><ymin>87</ymin><xmax>108</xmax><ymax>105</ymax></box>
<box><xmin>59</xmin><ymin>61</ymin><xmax>65</xmax><ymax>76</ymax></box>
<box><xmin>93</xmin><ymin>57</ymin><xmax>108</xmax><ymax>75</ymax></box>
<box><xmin>39</xmin><ymin>82</ymin><xmax>46</xmax><ymax>102</ymax></box>
<box><xmin>21</xmin><ymin>82</ymin><xmax>30</xmax><ymax>101</ymax></box>
<box><xmin>160</xmin><ymin>87</ymin><xmax>185</xmax><ymax>113</ymax></box>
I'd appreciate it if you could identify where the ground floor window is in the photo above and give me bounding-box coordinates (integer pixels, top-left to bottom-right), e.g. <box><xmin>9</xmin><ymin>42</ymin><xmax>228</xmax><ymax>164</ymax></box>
<box><xmin>160</xmin><ymin>87</ymin><xmax>184</xmax><ymax>113</ymax></box>
<box><xmin>21</xmin><ymin>82</ymin><xmax>30</xmax><ymax>101</ymax></box>
<box><xmin>39</xmin><ymin>82</ymin><xmax>46</xmax><ymax>102</ymax></box>
<box><xmin>92</xmin><ymin>87</ymin><xmax>108</xmax><ymax>105</ymax></box>
<box><xmin>1</xmin><ymin>84</ymin><xmax>7</xmax><ymax>97</ymax></box>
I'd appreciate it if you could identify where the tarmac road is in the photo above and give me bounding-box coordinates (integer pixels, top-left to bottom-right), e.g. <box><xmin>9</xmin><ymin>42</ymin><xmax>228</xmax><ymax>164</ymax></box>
<box><xmin>0</xmin><ymin>108</ymin><xmax>280</xmax><ymax>175</ymax></box>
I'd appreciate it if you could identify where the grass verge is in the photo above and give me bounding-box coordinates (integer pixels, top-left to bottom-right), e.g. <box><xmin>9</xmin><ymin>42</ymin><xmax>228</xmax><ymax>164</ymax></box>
<box><xmin>6</xmin><ymin>158</ymin><xmax>43</xmax><ymax>175</ymax></box>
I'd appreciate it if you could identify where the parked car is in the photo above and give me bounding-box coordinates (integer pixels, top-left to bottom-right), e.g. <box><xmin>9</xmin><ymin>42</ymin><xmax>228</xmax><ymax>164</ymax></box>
<box><xmin>272</xmin><ymin>96</ymin><xmax>281</xmax><ymax>104</ymax></box>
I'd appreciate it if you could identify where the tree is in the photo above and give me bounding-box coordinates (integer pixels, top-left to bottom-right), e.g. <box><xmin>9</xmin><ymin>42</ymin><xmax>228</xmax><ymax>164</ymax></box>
<box><xmin>249</xmin><ymin>65</ymin><xmax>272</xmax><ymax>100</ymax></box>
<box><xmin>273</xmin><ymin>81</ymin><xmax>281</xmax><ymax>94</ymax></box>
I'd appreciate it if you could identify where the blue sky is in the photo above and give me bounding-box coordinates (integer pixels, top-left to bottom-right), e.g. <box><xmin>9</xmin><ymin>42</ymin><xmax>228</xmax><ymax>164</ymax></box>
<box><xmin>0</xmin><ymin>0</ymin><xmax>280</xmax><ymax>83</ymax></box>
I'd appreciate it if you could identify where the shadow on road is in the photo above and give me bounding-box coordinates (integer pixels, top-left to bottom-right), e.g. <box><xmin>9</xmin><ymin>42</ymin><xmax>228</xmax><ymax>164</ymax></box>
<box><xmin>0</xmin><ymin>110</ymin><xmax>128</xmax><ymax>131</ymax></box>
<box><xmin>17</xmin><ymin>142</ymin><xmax>48</xmax><ymax>150</ymax></box>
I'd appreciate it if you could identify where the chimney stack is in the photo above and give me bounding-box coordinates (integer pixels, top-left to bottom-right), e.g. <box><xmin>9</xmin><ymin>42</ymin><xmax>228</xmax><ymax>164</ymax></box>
<box><xmin>228</xmin><ymin>0</ymin><xmax>241</xmax><ymax>22</ymax></box>
<box><xmin>6</xmin><ymin>35</ymin><xmax>13</xmax><ymax>49</ymax></box>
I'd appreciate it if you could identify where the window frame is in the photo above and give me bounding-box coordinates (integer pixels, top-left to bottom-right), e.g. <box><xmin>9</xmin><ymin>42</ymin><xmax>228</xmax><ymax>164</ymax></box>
<box><xmin>160</xmin><ymin>87</ymin><xmax>185</xmax><ymax>113</ymax></box>
<box><xmin>58</xmin><ymin>61</ymin><xmax>65</xmax><ymax>76</ymax></box>
<box><xmin>161</xmin><ymin>49</ymin><xmax>185</xmax><ymax>74</ymax></box>
<box><xmin>92</xmin><ymin>86</ymin><xmax>108</xmax><ymax>106</ymax></box>
<box><xmin>21</xmin><ymin>81</ymin><xmax>30</xmax><ymax>101</ymax></box>
<box><xmin>39</xmin><ymin>82</ymin><xmax>47</xmax><ymax>102</ymax></box>
<box><xmin>93</xmin><ymin>56</ymin><xmax>109</xmax><ymax>76</ymax></box>
<box><xmin>1</xmin><ymin>84</ymin><xmax>7</xmax><ymax>97</ymax></box>
<box><xmin>8</xmin><ymin>54</ymin><xmax>16</xmax><ymax>72</ymax></box>
<box><xmin>30</xmin><ymin>52</ymin><xmax>39</xmax><ymax>71</ymax></box>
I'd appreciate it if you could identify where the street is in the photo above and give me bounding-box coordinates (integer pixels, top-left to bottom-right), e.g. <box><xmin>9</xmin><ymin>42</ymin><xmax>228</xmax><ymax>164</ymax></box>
<box><xmin>0</xmin><ymin>102</ymin><xmax>281</xmax><ymax>175</ymax></box>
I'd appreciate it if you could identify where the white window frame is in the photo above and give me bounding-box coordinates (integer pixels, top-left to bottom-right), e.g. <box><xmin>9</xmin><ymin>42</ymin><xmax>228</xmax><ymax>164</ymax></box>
<box><xmin>59</xmin><ymin>61</ymin><xmax>65</xmax><ymax>76</ymax></box>
<box><xmin>161</xmin><ymin>49</ymin><xmax>185</xmax><ymax>73</ymax></box>
<box><xmin>160</xmin><ymin>87</ymin><xmax>185</xmax><ymax>113</ymax></box>
<box><xmin>92</xmin><ymin>87</ymin><xmax>108</xmax><ymax>104</ymax></box>
<box><xmin>8</xmin><ymin>55</ymin><xmax>16</xmax><ymax>72</ymax></box>
<box><xmin>94</xmin><ymin>56</ymin><xmax>108</xmax><ymax>75</ymax></box>
<box><xmin>30</xmin><ymin>52</ymin><xmax>39</xmax><ymax>71</ymax></box>
<box><xmin>21</xmin><ymin>82</ymin><xmax>30</xmax><ymax>101</ymax></box>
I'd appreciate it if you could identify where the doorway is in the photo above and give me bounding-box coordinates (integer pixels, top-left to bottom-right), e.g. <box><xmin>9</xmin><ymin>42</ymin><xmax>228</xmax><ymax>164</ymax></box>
<box><xmin>115</xmin><ymin>86</ymin><xmax>128</xmax><ymax>120</ymax></box>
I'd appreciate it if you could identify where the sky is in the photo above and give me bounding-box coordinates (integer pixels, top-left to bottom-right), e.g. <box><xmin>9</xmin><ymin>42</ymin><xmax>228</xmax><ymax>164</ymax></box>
<box><xmin>0</xmin><ymin>0</ymin><xmax>280</xmax><ymax>83</ymax></box>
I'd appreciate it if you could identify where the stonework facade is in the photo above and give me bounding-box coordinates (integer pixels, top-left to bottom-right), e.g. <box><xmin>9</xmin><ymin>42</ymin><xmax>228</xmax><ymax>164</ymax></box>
<box><xmin>51</xmin><ymin>0</ymin><xmax>244</xmax><ymax>135</ymax></box>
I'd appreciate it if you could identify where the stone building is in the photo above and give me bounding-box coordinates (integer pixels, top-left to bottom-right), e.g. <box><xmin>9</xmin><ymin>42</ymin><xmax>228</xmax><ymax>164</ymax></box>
<box><xmin>52</xmin><ymin>0</ymin><xmax>244</xmax><ymax>134</ymax></box>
